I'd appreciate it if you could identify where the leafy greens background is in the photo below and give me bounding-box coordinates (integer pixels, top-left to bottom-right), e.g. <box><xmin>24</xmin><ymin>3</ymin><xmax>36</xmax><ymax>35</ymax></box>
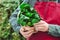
<box><xmin>0</xmin><ymin>0</ymin><xmax>23</xmax><ymax>40</ymax></box>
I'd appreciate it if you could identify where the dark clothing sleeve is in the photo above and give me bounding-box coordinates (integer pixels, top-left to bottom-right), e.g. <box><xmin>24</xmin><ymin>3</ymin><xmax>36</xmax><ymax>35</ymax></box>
<box><xmin>9</xmin><ymin>6</ymin><xmax>21</xmax><ymax>33</ymax></box>
<box><xmin>58</xmin><ymin>0</ymin><xmax>60</xmax><ymax>3</ymax></box>
<box><xmin>48</xmin><ymin>24</ymin><xmax>60</xmax><ymax>37</ymax></box>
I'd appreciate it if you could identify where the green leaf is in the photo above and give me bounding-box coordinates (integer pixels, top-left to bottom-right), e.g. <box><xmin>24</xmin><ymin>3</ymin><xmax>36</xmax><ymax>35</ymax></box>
<box><xmin>32</xmin><ymin>19</ymin><xmax>39</xmax><ymax>25</ymax></box>
<box><xmin>26</xmin><ymin>12</ymin><xmax>33</xmax><ymax>17</ymax></box>
<box><xmin>17</xmin><ymin>3</ymin><xmax>41</xmax><ymax>27</ymax></box>
<box><xmin>20</xmin><ymin>3</ymin><xmax>30</xmax><ymax>10</ymax></box>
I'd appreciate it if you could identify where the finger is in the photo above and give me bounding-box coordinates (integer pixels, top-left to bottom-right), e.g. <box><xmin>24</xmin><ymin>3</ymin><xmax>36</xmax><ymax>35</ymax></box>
<box><xmin>30</xmin><ymin>27</ymin><xmax>36</xmax><ymax>33</ymax></box>
<box><xmin>30</xmin><ymin>27</ymin><xmax>35</xmax><ymax>30</ymax></box>
<box><xmin>27</xmin><ymin>32</ymin><xmax>33</xmax><ymax>38</ymax></box>
<box><xmin>20</xmin><ymin>27</ymin><xmax>29</xmax><ymax>34</ymax></box>
<box><xmin>24</xmin><ymin>27</ymin><xmax>34</xmax><ymax>31</ymax></box>
<box><xmin>22</xmin><ymin>30</ymin><xmax>33</xmax><ymax>38</ymax></box>
<box><xmin>34</xmin><ymin>22</ymin><xmax>44</xmax><ymax>26</ymax></box>
<box><xmin>20</xmin><ymin>27</ymin><xmax>30</xmax><ymax>32</ymax></box>
<box><xmin>20</xmin><ymin>27</ymin><xmax>25</xmax><ymax>32</ymax></box>
<box><xmin>26</xmin><ymin>26</ymin><xmax>30</xmax><ymax>27</ymax></box>
<box><xmin>34</xmin><ymin>24</ymin><xmax>45</xmax><ymax>27</ymax></box>
<box><xmin>21</xmin><ymin>27</ymin><xmax>34</xmax><ymax>32</ymax></box>
<box><xmin>38</xmin><ymin>27</ymin><xmax>44</xmax><ymax>30</ymax></box>
<box><xmin>24</xmin><ymin>27</ymin><xmax>31</xmax><ymax>31</ymax></box>
<box><xmin>25</xmin><ymin>30</ymin><xmax>34</xmax><ymax>35</ymax></box>
<box><xmin>23</xmin><ymin>30</ymin><xmax>34</xmax><ymax>35</ymax></box>
<box><xmin>38</xmin><ymin>26</ymin><xmax>46</xmax><ymax>32</ymax></box>
<box><xmin>24</xmin><ymin>32</ymin><xmax>33</xmax><ymax>38</ymax></box>
<box><xmin>34</xmin><ymin>25</ymin><xmax>44</xmax><ymax>31</ymax></box>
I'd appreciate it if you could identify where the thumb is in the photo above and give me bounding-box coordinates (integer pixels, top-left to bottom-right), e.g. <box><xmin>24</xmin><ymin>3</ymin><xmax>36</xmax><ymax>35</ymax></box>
<box><xmin>20</xmin><ymin>27</ymin><xmax>25</xmax><ymax>32</ymax></box>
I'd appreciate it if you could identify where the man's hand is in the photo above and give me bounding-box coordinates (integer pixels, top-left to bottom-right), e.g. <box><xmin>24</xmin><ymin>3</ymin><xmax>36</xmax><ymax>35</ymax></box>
<box><xmin>34</xmin><ymin>20</ymin><xmax>49</xmax><ymax>32</ymax></box>
<box><xmin>20</xmin><ymin>26</ymin><xmax>34</xmax><ymax>38</ymax></box>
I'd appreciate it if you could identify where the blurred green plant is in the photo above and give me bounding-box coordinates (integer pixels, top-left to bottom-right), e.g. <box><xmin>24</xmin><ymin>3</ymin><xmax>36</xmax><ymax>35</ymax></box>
<box><xmin>0</xmin><ymin>0</ymin><xmax>23</xmax><ymax>40</ymax></box>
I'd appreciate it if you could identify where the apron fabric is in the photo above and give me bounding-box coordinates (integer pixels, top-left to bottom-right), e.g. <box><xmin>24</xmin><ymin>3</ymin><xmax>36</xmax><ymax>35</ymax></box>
<box><xmin>27</xmin><ymin>0</ymin><xmax>60</xmax><ymax>40</ymax></box>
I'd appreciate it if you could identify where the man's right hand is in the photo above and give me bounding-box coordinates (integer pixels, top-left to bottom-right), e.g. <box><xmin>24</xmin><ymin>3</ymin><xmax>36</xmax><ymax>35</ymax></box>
<box><xmin>20</xmin><ymin>26</ymin><xmax>34</xmax><ymax>38</ymax></box>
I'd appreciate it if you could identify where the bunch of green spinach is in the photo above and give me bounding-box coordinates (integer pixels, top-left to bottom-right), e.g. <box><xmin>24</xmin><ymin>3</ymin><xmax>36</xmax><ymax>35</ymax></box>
<box><xmin>17</xmin><ymin>3</ymin><xmax>41</xmax><ymax>27</ymax></box>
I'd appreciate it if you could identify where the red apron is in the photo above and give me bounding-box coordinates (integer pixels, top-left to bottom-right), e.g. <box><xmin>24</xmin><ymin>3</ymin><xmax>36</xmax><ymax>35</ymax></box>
<box><xmin>28</xmin><ymin>1</ymin><xmax>60</xmax><ymax>40</ymax></box>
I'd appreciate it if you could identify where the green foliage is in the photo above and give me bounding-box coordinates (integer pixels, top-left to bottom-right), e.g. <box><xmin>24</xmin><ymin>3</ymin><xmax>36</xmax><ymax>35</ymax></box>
<box><xmin>0</xmin><ymin>0</ymin><xmax>23</xmax><ymax>40</ymax></box>
<box><xmin>17</xmin><ymin>3</ymin><xmax>41</xmax><ymax>26</ymax></box>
